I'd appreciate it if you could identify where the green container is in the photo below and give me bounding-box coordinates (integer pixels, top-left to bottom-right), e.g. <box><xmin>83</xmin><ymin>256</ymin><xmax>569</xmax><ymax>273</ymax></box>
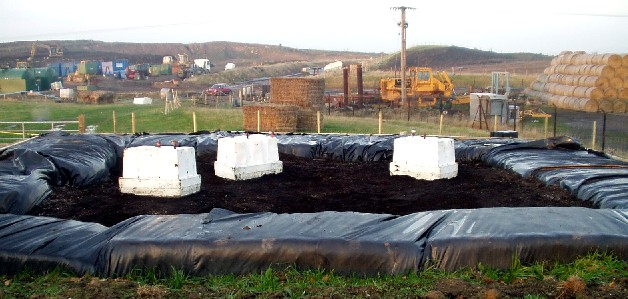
<box><xmin>31</xmin><ymin>67</ymin><xmax>58</xmax><ymax>90</ymax></box>
<box><xmin>0</xmin><ymin>68</ymin><xmax>35</xmax><ymax>93</ymax></box>
<box><xmin>149</xmin><ymin>64</ymin><xmax>162</xmax><ymax>76</ymax></box>
<box><xmin>78</xmin><ymin>61</ymin><xmax>99</xmax><ymax>75</ymax></box>
<box><xmin>160</xmin><ymin>64</ymin><xmax>172</xmax><ymax>75</ymax></box>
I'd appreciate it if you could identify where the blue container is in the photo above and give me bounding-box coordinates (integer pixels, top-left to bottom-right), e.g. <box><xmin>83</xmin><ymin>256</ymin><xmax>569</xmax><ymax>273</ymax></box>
<box><xmin>113</xmin><ymin>59</ymin><xmax>129</xmax><ymax>72</ymax></box>
<box><xmin>47</xmin><ymin>63</ymin><xmax>62</xmax><ymax>78</ymax></box>
<box><xmin>61</xmin><ymin>62</ymin><xmax>77</xmax><ymax>77</ymax></box>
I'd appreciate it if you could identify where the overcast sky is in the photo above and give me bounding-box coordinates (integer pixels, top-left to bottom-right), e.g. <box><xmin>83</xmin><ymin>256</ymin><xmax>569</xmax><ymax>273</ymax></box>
<box><xmin>1</xmin><ymin>0</ymin><xmax>626</xmax><ymax>55</ymax></box>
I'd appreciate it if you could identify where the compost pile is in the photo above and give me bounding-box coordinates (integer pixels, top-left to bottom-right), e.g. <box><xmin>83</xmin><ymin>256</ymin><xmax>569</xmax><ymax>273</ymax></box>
<box><xmin>29</xmin><ymin>153</ymin><xmax>591</xmax><ymax>227</ymax></box>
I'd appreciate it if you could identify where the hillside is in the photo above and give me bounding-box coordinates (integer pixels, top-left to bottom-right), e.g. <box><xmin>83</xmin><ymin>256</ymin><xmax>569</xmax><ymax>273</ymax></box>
<box><xmin>375</xmin><ymin>45</ymin><xmax>552</xmax><ymax>74</ymax></box>
<box><xmin>0</xmin><ymin>40</ymin><xmax>552</xmax><ymax>74</ymax></box>
<box><xmin>0</xmin><ymin>40</ymin><xmax>377</xmax><ymax>69</ymax></box>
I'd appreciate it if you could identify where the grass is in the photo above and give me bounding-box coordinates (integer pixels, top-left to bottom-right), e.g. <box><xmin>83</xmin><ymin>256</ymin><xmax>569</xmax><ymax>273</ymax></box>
<box><xmin>1</xmin><ymin>252</ymin><xmax>625</xmax><ymax>298</ymax></box>
<box><xmin>2</xmin><ymin>98</ymin><xmax>626</xmax><ymax>159</ymax></box>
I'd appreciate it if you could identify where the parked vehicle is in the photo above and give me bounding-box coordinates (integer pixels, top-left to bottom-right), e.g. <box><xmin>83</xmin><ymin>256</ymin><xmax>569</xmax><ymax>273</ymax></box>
<box><xmin>205</xmin><ymin>83</ymin><xmax>232</xmax><ymax>95</ymax></box>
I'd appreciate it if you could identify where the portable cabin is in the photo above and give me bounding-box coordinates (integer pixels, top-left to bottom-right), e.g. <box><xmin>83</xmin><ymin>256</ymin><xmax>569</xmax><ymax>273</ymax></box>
<box><xmin>0</xmin><ymin>68</ymin><xmax>35</xmax><ymax>93</ymax></box>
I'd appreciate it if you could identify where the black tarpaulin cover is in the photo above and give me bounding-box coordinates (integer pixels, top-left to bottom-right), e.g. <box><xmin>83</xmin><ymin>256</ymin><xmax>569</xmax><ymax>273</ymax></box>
<box><xmin>1</xmin><ymin>207</ymin><xmax>626</xmax><ymax>276</ymax></box>
<box><xmin>0</xmin><ymin>214</ymin><xmax>109</xmax><ymax>275</ymax></box>
<box><xmin>8</xmin><ymin>131</ymin><xmax>118</xmax><ymax>187</ymax></box>
<box><xmin>423</xmin><ymin>207</ymin><xmax>628</xmax><ymax>272</ymax></box>
<box><xmin>97</xmin><ymin>209</ymin><xmax>431</xmax><ymax>276</ymax></box>
<box><xmin>0</xmin><ymin>149</ymin><xmax>55</xmax><ymax>214</ymax></box>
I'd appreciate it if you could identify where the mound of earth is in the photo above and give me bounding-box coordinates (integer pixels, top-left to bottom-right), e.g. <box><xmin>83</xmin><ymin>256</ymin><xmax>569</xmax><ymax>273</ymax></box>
<box><xmin>29</xmin><ymin>153</ymin><xmax>592</xmax><ymax>227</ymax></box>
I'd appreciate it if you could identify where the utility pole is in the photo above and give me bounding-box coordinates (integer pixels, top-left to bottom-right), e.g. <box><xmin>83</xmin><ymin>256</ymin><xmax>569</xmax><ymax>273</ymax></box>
<box><xmin>392</xmin><ymin>6</ymin><xmax>414</xmax><ymax>107</ymax></box>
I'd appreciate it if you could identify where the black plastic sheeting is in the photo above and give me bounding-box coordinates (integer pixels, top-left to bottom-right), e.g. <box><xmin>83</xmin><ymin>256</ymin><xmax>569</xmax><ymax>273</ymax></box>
<box><xmin>0</xmin><ymin>132</ymin><xmax>627</xmax><ymax>276</ymax></box>
<box><xmin>1</xmin><ymin>207</ymin><xmax>626</xmax><ymax>276</ymax></box>
<box><xmin>456</xmin><ymin>136</ymin><xmax>628</xmax><ymax>208</ymax></box>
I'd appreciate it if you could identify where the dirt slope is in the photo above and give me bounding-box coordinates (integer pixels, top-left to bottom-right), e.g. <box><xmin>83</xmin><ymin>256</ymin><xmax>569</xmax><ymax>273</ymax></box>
<box><xmin>0</xmin><ymin>40</ymin><xmax>551</xmax><ymax>74</ymax></box>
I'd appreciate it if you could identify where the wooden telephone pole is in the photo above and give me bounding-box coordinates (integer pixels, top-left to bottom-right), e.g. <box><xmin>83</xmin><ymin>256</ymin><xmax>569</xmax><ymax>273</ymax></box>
<box><xmin>392</xmin><ymin>6</ymin><xmax>414</xmax><ymax>108</ymax></box>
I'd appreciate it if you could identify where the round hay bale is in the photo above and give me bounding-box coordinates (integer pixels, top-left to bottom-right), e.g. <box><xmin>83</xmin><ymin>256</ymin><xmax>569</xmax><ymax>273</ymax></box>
<box><xmin>530</xmin><ymin>82</ymin><xmax>546</xmax><ymax>92</ymax></box>
<box><xmin>598</xmin><ymin>99</ymin><xmax>614</xmax><ymax>112</ymax></box>
<box><xmin>623</xmin><ymin>54</ymin><xmax>628</xmax><ymax>67</ymax></box>
<box><xmin>553</xmin><ymin>95</ymin><xmax>569</xmax><ymax>108</ymax></box>
<box><xmin>572</xmin><ymin>86</ymin><xmax>603</xmax><ymax>101</ymax></box>
<box><xmin>537</xmin><ymin>74</ymin><xmax>550</xmax><ymax>83</ymax></box>
<box><xmin>603</xmin><ymin>88</ymin><xmax>618</xmax><ymax>99</ymax></box>
<box><xmin>572</xmin><ymin>53</ymin><xmax>595</xmax><ymax>65</ymax></box>
<box><xmin>590</xmin><ymin>53</ymin><xmax>622</xmax><ymax>68</ymax></box>
<box><xmin>576</xmin><ymin>98</ymin><xmax>599</xmax><ymax>112</ymax></box>
<box><xmin>612</xmin><ymin>99</ymin><xmax>626</xmax><ymax>113</ymax></box>
<box><xmin>618</xmin><ymin>66</ymin><xmax>628</xmax><ymax>78</ymax></box>
<box><xmin>609</xmin><ymin>77</ymin><xmax>623</xmax><ymax>89</ymax></box>
<box><xmin>576</xmin><ymin>75</ymin><xmax>608</xmax><ymax>89</ymax></box>
<box><xmin>619</xmin><ymin>88</ymin><xmax>628</xmax><ymax>99</ymax></box>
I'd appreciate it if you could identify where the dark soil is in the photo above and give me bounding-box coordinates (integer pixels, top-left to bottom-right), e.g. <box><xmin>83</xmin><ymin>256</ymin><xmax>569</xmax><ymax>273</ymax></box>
<box><xmin>29</xmin><ymin>153</ymin><xmax>593</xmax><ymax>227</ymax></box>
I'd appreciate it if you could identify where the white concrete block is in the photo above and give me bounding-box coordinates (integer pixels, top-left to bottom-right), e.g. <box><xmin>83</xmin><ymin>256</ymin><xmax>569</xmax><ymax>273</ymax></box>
<box><xmin>390</xmin><ymin>136</ymin><xmax>458</xmax><ymax>180</ymax></box>
<box><xmin>119</xmin><ymin>146</ymin><xmax>201</xmax><ymax>197</ymax></box>
<box><xmin>215</xmin><ymin>135</ymin><xmax>283</xmax><ymax>180</ymax></box>
<box><xmin>133</xmin><ymin>97</ymin><xmax>153</xmax><ymax>105</ymax></box>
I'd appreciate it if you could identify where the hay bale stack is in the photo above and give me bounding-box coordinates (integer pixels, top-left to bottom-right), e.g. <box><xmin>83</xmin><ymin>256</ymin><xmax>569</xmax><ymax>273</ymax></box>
<box><xmin>296</xmin><ymin>109</ymin><xmax>321</xmax><ymax>131</ymax></box>
<box><xmin>246</xmin><ymin>77</ymin><xmax>325</xmax><ymax>132</ymax></box>
<box><xmin>242</xmin><ymin>105</ymin><xmax>299</xmax><ymax>132</ymax></box>
<box><xmin>76</xmin><ymin>91</ymin><xmax>114</xmax><ymax>104</ymax></box>
<box><xmin>269</xmin><ymin>78</ymin><xmax>325</xmax><ymax>110</ymax></box>
<box><xmin>525</xmin><ymin>51</ymin><xmax>627</xmax><ymax>113</ymax></box>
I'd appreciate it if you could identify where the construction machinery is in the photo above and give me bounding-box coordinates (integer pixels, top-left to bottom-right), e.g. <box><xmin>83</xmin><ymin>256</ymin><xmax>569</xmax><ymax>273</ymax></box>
<box><xmin>17</xmin><ymin>42</ymin><xmax>64</xmax><ymax>68</ymax></box>
<box><xmin>380</xmin><ymin>67</ymin><xmax>454</xmax><ymax>109</ymax></box>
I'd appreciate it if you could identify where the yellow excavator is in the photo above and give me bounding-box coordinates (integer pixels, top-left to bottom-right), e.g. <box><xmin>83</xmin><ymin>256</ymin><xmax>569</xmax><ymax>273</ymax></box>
<box><xmin>380</xmin><ymin>67</ymin><xmax>455</xmax><ymax>109</ymax></box>
<box><xmin>17</xmin><ymin>42</ymin><xmax>64</xmax><ymax>68</ymax></box>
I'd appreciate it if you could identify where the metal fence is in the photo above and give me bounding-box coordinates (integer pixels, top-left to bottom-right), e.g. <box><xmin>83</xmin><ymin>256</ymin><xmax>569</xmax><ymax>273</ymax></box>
<box><xmin>0</xmin><ymin>121</ymin><xmax>80</xmax><ymax>145</ymax></box>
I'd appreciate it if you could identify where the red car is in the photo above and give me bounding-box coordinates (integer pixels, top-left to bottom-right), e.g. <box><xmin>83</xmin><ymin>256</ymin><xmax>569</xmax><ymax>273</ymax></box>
<box><xmin>205</xmin><ymin>83</ymin><xmax>232</xmax><ymax>95</ymax></box>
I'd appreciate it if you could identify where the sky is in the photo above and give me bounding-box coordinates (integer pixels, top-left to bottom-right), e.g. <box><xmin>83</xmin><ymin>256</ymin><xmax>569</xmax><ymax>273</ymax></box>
<box><xmin>0</xmin><ymin>0</ymin><xmax>627</xmax><ymax>56</ymax></box>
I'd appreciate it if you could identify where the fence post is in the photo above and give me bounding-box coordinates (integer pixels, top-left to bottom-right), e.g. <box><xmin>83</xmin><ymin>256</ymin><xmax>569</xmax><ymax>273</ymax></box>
<box><xmin>553</xmin><ymin>105</ymin><xmax>557</xmax><ymax>137</ymax></box>
<box><xmin>378</xmin><ymin>110</ymin><xmax>383</xmax><ymax>134</ymax></box>
<box><xmin>591</xmin><ymin>121</ymin><xmax>597</xmax><ymax>150</ymax></box>
<box><xmin>132</xmin><ymin>112</ymin><xmax>136</xmax><ymax>133</ymax></box>
<box><xmin>21</xmin><ymin>123</ymin><xmax>26</xmax><ymax>139</ymax></box>
<box><xmin>112</xmin><ymin>110</ymin><xmax>117</xmax><ymax>134</ymax></box>
<box><xmin>257</xmin><ymin>110</ymin><xmax>261</xmax><ymax>132</ymax></box>
<box><xmin>544</xmin><ymin>116</ymin><xmax>548</xmax><ymax>139</ymax></box>
<box><xmin>493</xmin><ymin>114</ymin><xmax>498</xmax><ymax>132</ymax></box>
<box><xmin>439</xmin><ymin>113</ymin><xmax>444</xmax><ymax>135</ymax></box>
<box><xmin>317</xmin><ymin>111</ymin><xmax>321</xmax><ymax>134</ymax></box>
<box><xmin>601</xmin><ymin>112</ymin><xmax>606</xmax><ymax>152</ymax></box>
<box><xmin>78</xmin><ymin>114</ymin><xmax>85</xmax><ymax>133</ymax></box>
<box><xmin>193</xmin><ymin>111</ymin><xmax>197</xmax><ymax>133</ymax></box>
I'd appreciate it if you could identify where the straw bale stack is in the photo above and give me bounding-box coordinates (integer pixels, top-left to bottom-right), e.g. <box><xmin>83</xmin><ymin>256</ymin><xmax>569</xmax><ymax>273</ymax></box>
<box><xmin>296</xmin><ymin>109</ymin><xmax>321</xmax><ymax>131</ymax></box>
<box><xmin>242</xmin><ymin>105</ymin><xmax>299</xmax><ymax>132</ymax></box>
<box><xmin>525</xmin><ymin>51</ymin><xmax>627</xmax><ymax>113</ymax></box>
<box><xmin>242</xmin><ymin>77</ymin><xmax>325</xmax><ymax>132</ymax></box>
<box><xmin>269</xmin><ymin>77</ymin><xmax>325</xmax><ymax>110</ymax></box>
